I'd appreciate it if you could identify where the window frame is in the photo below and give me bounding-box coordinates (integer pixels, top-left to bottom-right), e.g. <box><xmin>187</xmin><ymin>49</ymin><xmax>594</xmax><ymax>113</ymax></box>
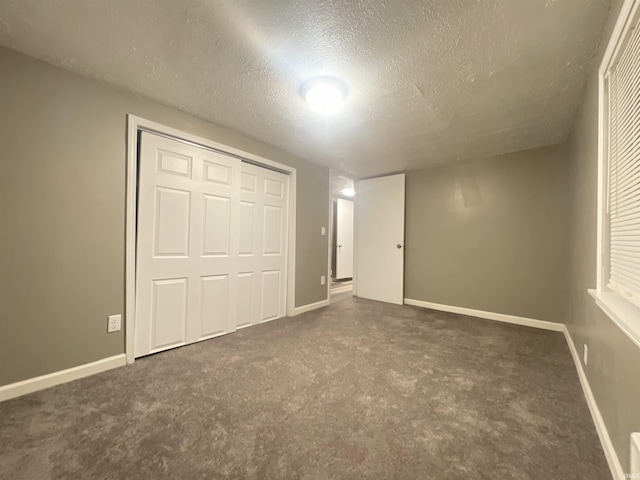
<box><xmin>593</xmin><ymin>0</ymin><xmax>640</xmax><ymax>349</ymax></box>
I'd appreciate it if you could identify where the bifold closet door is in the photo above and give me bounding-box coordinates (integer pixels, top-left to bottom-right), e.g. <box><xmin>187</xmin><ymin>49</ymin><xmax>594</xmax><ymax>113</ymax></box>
<box><xmin>236</xmin><ymin>162</ymin><xmax>289</xmax><ymax>328</ymax></box>
<box><xmin>135</xmin><ymin>132</ymin><xmax>241</xmax><ymax>357</ymax></box>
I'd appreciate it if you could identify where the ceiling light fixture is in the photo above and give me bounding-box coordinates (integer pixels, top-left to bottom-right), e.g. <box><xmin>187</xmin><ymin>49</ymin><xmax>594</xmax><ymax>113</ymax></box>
<box><xmin>341</xmin><ymin>187</ymin><xmax>355</xmax><ymax>197</ymax></box>
<box><xmin>301</xmin><ymin>76</ymin><xmax>348</xmax><ymax>115</ymax></box>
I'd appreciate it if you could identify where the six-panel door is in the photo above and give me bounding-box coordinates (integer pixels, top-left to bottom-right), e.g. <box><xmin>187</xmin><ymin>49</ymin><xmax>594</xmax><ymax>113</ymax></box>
<box><xmin>135</xmin><ymin>132</ymin><xmax>289</xmax><ymax>358</ymax></box>
<box><xmin>237</xmin><ymin>162</ymin><xmax>289</xmax><ymax>328</ymax></box>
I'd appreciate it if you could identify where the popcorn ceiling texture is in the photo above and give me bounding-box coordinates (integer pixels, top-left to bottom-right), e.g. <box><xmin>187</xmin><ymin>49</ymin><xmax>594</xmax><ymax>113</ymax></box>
<box><xmin>0</xmin><ymin>0</ymin><xmax>611</xmax><ymax>177</ymax></box>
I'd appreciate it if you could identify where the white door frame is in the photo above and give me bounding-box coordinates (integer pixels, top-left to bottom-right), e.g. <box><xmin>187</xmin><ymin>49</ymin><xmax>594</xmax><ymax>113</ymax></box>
<box><xmin>327</xmin><ymin>172</ymin><xmax>333</xmax><ymax>301</ymax></box>
<box><xmin>125</xmin><ymin>115</ymin><xmax>297</xmax><ymax>364</ymax></box>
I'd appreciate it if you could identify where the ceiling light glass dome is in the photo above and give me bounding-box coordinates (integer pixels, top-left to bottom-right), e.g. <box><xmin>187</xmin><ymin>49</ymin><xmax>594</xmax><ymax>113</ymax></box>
<box><xmin>300</xmin><ymin>77</ymin><xmax>348</xmax><ymax>115</ymax></box>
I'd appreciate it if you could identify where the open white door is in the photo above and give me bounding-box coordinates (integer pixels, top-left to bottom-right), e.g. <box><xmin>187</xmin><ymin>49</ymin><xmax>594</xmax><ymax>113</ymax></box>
<box><xmin>355</xmin><ymin>174</ymin><xmax>405</xmax><ymax>305</ymax></box>
<box><xmin>335</xmin><ymin>198</ymin><xmax>354</xmax><ymax>279</ymax></box>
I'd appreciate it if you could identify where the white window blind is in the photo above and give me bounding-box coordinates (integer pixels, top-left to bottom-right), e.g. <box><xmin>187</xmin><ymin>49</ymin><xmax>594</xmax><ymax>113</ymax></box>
<box><xmin>607</xmin><ymin>17</ymin><xmax>640</xmax><ymax>309</ymax></box>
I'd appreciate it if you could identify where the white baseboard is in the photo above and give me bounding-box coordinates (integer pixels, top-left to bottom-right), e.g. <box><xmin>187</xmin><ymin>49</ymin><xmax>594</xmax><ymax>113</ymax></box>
<box><xmin>0</xmin><ymin>354</ymin><xmax>127</xmax><ymax>402</ymax></box>
<box><xmin>563</xmin><ymin>328</ymin><xmax>624</xmax><ymax>480</ymax></box>
<box><xmin>403</xmin><ymin>298</ymin><xmax>564</xmax><ymax>332</ymax></box>
<box><xmin>293</xmin><ymin>299</ymin><xmax>330</xmax><ymax>316</ymax></box>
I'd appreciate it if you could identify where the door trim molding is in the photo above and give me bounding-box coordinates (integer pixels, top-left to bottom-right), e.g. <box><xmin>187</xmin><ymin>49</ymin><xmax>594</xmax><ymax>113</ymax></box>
<box><xmin>0</xmin><ymin>354</ymin><xmax>126</xmax><ymax>402</ymax></box>
<box><xmin>327</xmin><ymin>171</ymin><xmax>334</xmax><ymax>302</ymax></box>
<box><xmin>126</xmin><ymin>115</ymin><xmax>297</xmax><ymax>364</ymax></box>
<box><xmin>404</xmin><ymin>298</ymin><xmax>564</xmax><ymax>332</ymax></box>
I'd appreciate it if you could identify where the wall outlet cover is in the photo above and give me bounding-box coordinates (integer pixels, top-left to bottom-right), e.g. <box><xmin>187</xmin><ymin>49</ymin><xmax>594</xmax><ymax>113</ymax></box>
<box><xmin>583</xmin><ymin>344</ymin><xmax>588</xmax><ymax>366</ymax></box>
<box><xmin>321</xmin><ymin>226</ymin><xmax>326</xmax><ymax>236</ymax></box>
<box><xmin>321</xmin><ymin>276</ymin><xmax>326</xmax><ymax>285</ymax></box>
<box><xmin>108</xmin><ymin>314</ymin><xmax>122</xmax><ymax>333</ymax></box>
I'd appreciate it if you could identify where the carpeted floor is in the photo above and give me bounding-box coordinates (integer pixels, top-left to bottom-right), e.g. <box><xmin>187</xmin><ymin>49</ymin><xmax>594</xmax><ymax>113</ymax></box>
<box><xmin>0</xmin><ymin>298</ymin><xmax>609</xmax><ymax>480</ymax></box>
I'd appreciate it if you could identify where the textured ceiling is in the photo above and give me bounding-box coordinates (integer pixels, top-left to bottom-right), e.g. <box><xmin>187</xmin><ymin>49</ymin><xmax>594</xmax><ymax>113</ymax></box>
<box><xmin>0</xmin><ymin>0</ymin><xmax>611</xmax><ymax>177</ymax></box>
<box><xmin>331</xmin><ymin>172</ymin><xmax>355</xmax><ymax>197</ymax></box>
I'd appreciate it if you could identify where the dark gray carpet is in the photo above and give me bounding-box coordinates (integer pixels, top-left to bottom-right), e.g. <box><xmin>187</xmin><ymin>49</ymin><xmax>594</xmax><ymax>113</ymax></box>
<box><xmin>0</xmin><ymin>298</ymin><xmax>609</xmax><ymax>480</ymax></box>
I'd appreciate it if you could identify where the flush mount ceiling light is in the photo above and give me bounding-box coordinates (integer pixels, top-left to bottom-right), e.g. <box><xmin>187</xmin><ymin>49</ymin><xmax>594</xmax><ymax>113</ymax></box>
<box><xmin>300</xmin><ymin>76</ymin><xmax>348</xmax><ymax>115</ymax></box>
<box><xmin>341</xmin><ymin>187</ymin><xmax>355</xmax><ymax>197</ymax></box>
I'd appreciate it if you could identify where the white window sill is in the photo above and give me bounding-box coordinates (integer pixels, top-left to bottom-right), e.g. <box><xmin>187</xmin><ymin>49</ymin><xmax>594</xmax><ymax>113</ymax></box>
<box><xmin>588</xmin><ymin>289</ymin><xmax>640</xmax><ymax>349</ymax></box>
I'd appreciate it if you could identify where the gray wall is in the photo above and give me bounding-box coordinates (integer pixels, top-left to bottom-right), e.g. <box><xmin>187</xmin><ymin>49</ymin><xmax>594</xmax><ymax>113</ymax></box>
<box><xmin>405</xmin><ymin>145</ymin><xmax>571</xmax><ymax>323</ymax></box>
<box><xmin>566</xmin><ymin>0</ymin><xmax>640</xmax><ymax>471</ymax></box>
<box><xmin>0</xmin><ymin>47</ymin><xmax>329</xmax><ymax>387</ymax></box>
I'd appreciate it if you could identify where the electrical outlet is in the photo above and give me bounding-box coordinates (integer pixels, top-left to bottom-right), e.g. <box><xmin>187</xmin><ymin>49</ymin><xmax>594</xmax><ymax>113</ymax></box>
<box><xmin>583</xmin><ymin>344</ymin><xmax>588</xmax><ymax>366</ymax></box>
<box><xmin>320</xmin><ymin>275</ymin><xmax>326</xmax><ymax>285</ymax></box>
<box><xmin>321</xmin><ymin>226</ymin><xmax>326</xmax><ymax>236</ymax></box>
<box><xmin>108</xmin><ymin>314</ymin><xmax>122</xmax><ymax>333</ymax></box>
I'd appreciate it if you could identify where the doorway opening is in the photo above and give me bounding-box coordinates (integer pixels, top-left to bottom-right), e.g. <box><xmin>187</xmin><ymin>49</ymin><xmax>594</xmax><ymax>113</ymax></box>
<box><xmin>329</xmin><ymin>171</ymin><xmax>355</xmax><ymax>304</ymax></box>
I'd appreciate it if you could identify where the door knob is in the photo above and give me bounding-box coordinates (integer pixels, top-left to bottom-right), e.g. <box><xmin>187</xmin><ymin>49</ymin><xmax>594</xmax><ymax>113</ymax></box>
<box><xmin>396</xmin><ymin>244</ymin><xmax>402</xmax><ymax>249</ymax></box>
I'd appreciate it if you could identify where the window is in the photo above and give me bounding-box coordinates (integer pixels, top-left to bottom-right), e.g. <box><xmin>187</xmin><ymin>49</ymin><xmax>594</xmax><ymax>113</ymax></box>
<box><xmin>593</xmin><ymin>0</ymin><xmax>640</xmax><ymax>348</ymax></box>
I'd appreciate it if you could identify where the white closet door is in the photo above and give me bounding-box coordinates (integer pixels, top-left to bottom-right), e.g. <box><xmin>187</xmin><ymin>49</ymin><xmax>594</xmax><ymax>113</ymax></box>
<box><xmin>336</xmin><ymin>198</ymin><xmax>354</xmax><ymax>279</ymax></box>
<box><xmin>135</xmin><ymin>132</ymin><xmax>241</xmax><ymax>357</ymax></box>
<box><xmin>237</xmin><ymin>163</ymin><xmax>289</xmax><ymax>328</ymax></box>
